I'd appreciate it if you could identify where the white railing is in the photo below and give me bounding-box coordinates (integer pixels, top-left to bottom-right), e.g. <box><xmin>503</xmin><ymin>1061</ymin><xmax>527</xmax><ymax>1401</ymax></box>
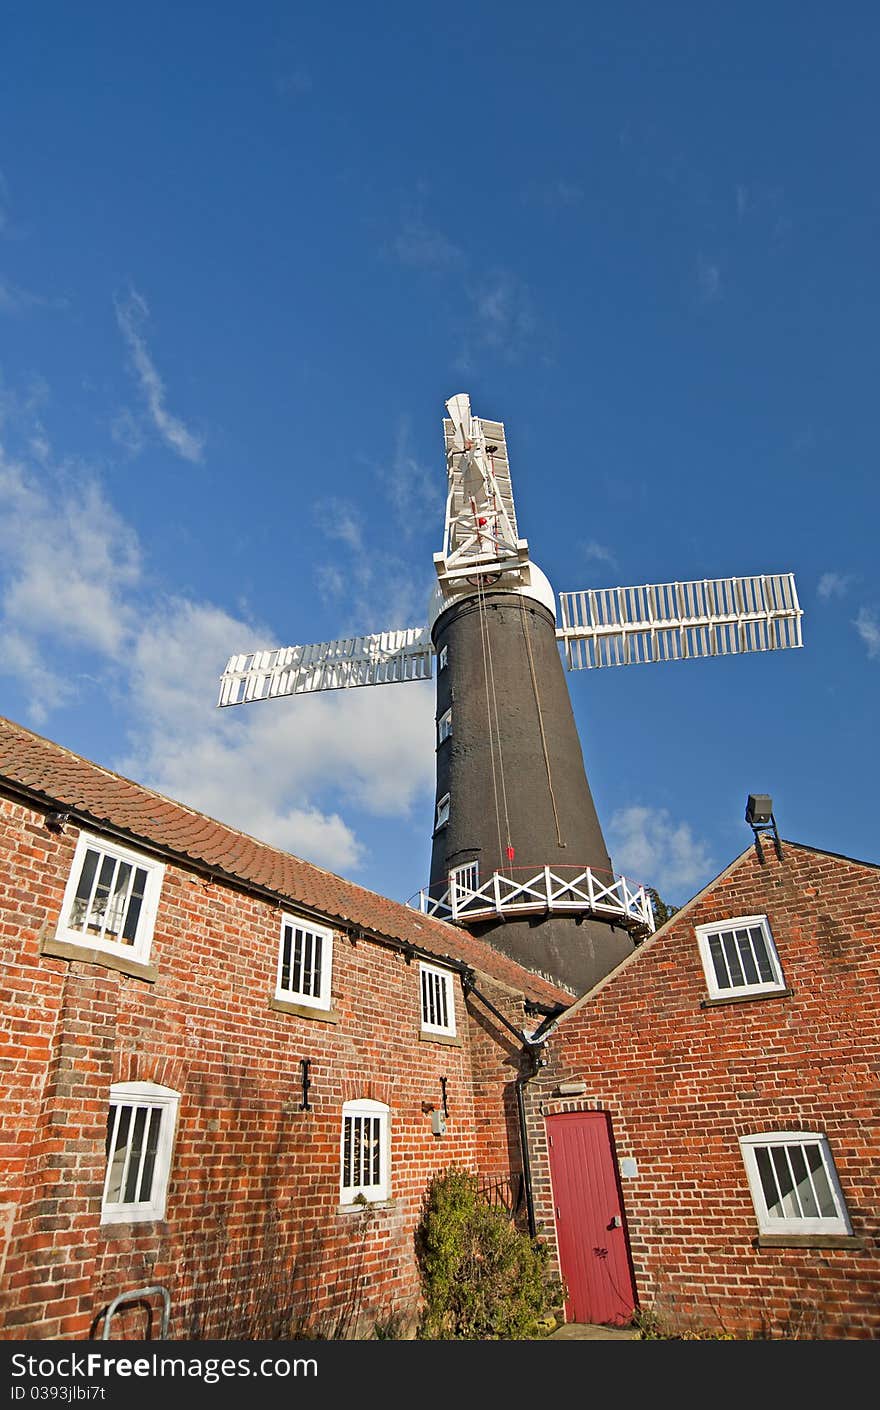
<box><xmin>413</xmin><ymin>865</ymin><xmax>655</xmax><ymax>937</ymax></box>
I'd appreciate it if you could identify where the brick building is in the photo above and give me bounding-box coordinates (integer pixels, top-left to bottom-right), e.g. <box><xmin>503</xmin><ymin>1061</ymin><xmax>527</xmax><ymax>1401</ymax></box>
<box><xmin>526</xmin><ymin>836</ymin><xmax>880</xmax><ymax>1339</ymax></box>
<box><xmin>0</xmin><ymin>717</ymin><xmax>567</xmax><ymax>1340</ymax></box>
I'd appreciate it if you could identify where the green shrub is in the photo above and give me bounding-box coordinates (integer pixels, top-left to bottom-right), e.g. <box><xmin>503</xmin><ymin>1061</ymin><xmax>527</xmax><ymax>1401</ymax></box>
<box><xmin>415</xmin><ymin>1168</ymin><xmax>563</xmax><ymax>1340</ymax></box>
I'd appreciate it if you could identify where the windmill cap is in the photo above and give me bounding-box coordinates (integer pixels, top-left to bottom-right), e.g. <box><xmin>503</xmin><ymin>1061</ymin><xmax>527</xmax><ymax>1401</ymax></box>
<box><xmin>427</xmin><ymin>560</ymin><xmax>557</xmax><ymax>631</ymax></box>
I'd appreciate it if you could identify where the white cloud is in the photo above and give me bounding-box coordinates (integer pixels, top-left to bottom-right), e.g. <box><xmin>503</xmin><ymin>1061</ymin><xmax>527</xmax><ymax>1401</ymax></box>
<box><xmin>817</xmin><ymin>572</ymin><xmax>851</xmax><ymax>600</ymax></box>
<box><xmin>115</xmin><ymin>288</ymin><xmax>204</xmax><ymax>463</ymax></box>
<box><xmin>582</xmin><ymin>539</ymin><xmax>616</xmax><ymax>570</ymax></box>
<box><xmin>607</xmin><ymin>805</ymin><xmax>714</xmax><ymax>898</ymax></box>
<box><xmin>0</xmin><ymin>278</ymin><xmax>65</xmax><ymax>315</ymax></box>
<box><xmin>467</xmin><ymin>273</ymin><xmax>540</xmax><ymax>360</ymax></box>
<box><xmin>392</xmin><ymin>221</ymin><xmax>463</xmax><ymax>270</ymax></box>
<box><xmin>697</xmin><ymin>255</ymin><xmax>722</xmax><ymax>304</ymax></box>
<box><xmin>0</xmin><ymin>430</ymin><xmax>435</xmax><ymax>876</ymax></box>
<box><xmin>854</xmin><ymin>607</ymin><xmax>880</xmax><ymax>660</ymax></box>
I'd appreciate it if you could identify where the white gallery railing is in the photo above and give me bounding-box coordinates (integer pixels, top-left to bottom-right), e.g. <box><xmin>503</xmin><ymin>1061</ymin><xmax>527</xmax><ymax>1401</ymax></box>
<box><xmin>413</xmin><ymin>865</ymin><xmax>655</xmax><ymax>937</ymax></box>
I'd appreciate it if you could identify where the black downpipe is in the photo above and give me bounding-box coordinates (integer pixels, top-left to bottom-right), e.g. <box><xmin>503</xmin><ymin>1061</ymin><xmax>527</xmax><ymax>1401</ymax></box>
<box><xmin>462</xmin><ymin>973</ymin><xmax>561</xmax><ymax>1242</ymax></box>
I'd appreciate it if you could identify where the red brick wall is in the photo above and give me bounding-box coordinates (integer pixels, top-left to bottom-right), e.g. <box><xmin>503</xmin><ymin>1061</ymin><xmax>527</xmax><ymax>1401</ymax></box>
<box><xmin>0</xmin><ymin>795</ymin><xmax>485</xmax><ymax>1339</ymax></box>
<box><xmin>526</xmin><ymin>843</ymin><xmax>880</xmax><ymax>1339</ymax></box>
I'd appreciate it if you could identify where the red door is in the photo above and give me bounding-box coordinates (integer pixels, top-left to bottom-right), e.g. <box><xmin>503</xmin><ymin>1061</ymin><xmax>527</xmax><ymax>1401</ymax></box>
<box><xmin>546</xmin><ymin>1110</ymin><xmax>636</xmax><ymax>1326</ymax></box>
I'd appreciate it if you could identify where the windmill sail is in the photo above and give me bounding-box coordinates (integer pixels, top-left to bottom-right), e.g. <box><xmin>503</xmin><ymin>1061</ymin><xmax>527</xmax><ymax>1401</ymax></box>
<box><xmin>218</xmin><ymin>627</ymin><xmax>433</xmax><ymax>706</ymax></box>
<box><xmin>558</xmin><ymin>572</ymin><xmax>803</xmax><ymax>670</ymax></box>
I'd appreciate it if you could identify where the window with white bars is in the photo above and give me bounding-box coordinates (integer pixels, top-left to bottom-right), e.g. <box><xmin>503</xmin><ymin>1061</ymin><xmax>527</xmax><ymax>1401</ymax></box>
<box><xmin>438</xmin><ymin>644</ymin><xmax>448</xmax><ymax>671</ymax></box>
<box><xmin>435</xmin><ymin>794</ymin><xmax>450</xmax><ymax>830</ymax></box>
<box><xmin>419</xmin><ymin>962</ymin><xmax>456</xmax><ymax>1037</ymax></box>
<box><xmin>340</xmin><ymin>1100</ymin><xmax>389</xmax><ymax>1204</ymax></box>
<box><xmin>102</xmin><ymin>1083</ymin><xmax>179</xmax><ymax>1224</ymax></box>
<box><xmin>740</xmin><ymin>1133</ymin><xmax>852</xmax><ymax>1236</ymax></box>
<box><xmin>57</xmin><ymin>832</ymin><xmax>164</xmax><ymax>963</ymax></box>
<box><xmin>437</xmin><ymin>709</ymin><xmax>452</xmax><ymax>745</ymax></box>
<box><xmin>276</xmin><ymin>915</ymin><xmax>333</xmax><ymax>1011</ymax></box>
<box><xmin>695</xmin><ymin>914</ymin><xmax>785</xmax><ymax>999</ymax></box>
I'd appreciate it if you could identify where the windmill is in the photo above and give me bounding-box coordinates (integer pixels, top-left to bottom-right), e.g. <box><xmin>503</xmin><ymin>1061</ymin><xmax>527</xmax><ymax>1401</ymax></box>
<box><xmin>218</xmin><ymin>394</ymin><xmax>803</xmax><ymax>993</ymax></box>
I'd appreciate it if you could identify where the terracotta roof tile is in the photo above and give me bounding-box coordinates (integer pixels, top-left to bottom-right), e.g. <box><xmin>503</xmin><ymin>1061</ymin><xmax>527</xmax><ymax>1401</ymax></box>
<box><xmin>0</xmin><ymin>716</ymin><xmax>568</xmax><ymax>1009</ymax></box>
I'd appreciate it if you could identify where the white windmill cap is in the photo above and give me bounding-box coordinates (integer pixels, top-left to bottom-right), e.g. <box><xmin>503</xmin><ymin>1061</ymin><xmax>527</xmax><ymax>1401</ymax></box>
<box><xmin>427</xmin><ymin>560</ymin><xmax>557</xmax><ymax>632</ymax></box>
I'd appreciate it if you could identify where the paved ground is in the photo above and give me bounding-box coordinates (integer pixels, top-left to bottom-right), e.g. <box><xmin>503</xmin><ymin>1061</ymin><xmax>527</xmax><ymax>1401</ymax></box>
<box><xmin>546</xmin><ymin>1322</ymin><xmax>640</xmax><ymax>1340</ymax></box>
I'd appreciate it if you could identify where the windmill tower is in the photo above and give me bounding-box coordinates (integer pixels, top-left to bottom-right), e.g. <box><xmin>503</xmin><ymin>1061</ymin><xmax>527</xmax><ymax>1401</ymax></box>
<box><xmin>219</xmin><ymin>394</ymin><xmax>803</xmax><ymax>993</ymax></box>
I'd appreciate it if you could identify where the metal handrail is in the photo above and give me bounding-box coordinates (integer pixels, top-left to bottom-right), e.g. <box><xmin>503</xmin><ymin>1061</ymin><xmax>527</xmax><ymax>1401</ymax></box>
<box><xmin>101</xmin><ymin>1284</ymin><xmax>171</xmax><ymax>1340</ymax></box>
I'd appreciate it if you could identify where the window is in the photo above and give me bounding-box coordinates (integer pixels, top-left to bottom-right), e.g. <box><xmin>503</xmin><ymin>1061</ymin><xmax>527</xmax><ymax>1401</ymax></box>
<box><xmin>276</xmin><ymin>915</ymin><xmax>333</xmax><ymax>1011</ymax></box>
<box><xmin>437</xmin><ymin>709</ymin><xmax>452</xmax><ymax>745</ymax></box>
<box><xmin>102</xmin><ymin>1083</ymin><xmax>179</xmax><ymax>1224</ymax></box>
<box><xmin>695</xmin><ymin>914</ymin><xmax>785</xmax><ymax>999</ymax></box>
<box><xmin>57</xmin><ymin>832</ymin><xmax>164</xmax><ymax>963</ymax></box>
<box><xmin>435</xmin><ymin>793</ymin><xmax>450</xmax><ymax>830</ymax></box>
<box><xmin>740</xmin><ymin>1133</ymin><xmax>852</xmax><ymax>1236</ymax></box>
<box><xmin>340</xmin><ymin>1100</ymin><xmax>389</xmax><ymax>1204</ymax></box>
<box><xmin>420</xmin><ymin>962</ymin><xmax>457</xmax><ymax>1037</ymax></box>
<box><xmin>438</xmin><ymin>644</ymin><xmax>448</xmax><ymax>671</ymax></box>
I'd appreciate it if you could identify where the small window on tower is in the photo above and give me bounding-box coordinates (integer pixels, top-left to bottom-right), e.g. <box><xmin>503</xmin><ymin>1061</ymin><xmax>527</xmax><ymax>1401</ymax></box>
<box><xmin>437</xmin><ymin>709</ymin><xmax>452</xmax><ymax>745</ymax></box>
<box><xmin>438</xmin><ymin>644</ymin><xmax>448</xmax><ymax>671</ymax></box>
<box><xmin>435</xmin><ymin>794</ymin><xmax>450</xmax><ymax>830</ymax></box>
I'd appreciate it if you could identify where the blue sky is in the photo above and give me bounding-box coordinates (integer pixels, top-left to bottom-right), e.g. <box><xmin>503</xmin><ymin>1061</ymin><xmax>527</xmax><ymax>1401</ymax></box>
<box><xmin>1</xmin><ymin>3</ymin><xmax>877</xmax><ymax>910</ymax></box>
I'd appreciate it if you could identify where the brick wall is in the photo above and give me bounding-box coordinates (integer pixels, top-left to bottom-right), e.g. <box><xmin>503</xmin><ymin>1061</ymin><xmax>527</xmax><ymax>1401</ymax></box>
<box><xmin>0</xmin><ymin>794</ymin><xmax>486</xmax><ymax>1339</ymax></box>
<box><xmin>526</xmin><ymin>842</ymin><xmax>880</xmax><ymax>1339</ymax></box>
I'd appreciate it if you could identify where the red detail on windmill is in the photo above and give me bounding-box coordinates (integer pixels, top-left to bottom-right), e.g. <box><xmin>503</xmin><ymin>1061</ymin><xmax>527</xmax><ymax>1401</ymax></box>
<box><xmin>506</xmin><ymin>846</ymin><xmax>515</xmax><ymax>862</ymax></box>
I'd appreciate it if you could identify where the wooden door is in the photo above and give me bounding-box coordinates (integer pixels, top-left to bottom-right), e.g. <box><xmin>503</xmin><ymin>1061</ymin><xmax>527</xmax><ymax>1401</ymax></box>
<box><xmin>546</xmin><ymin>1110</ymin><xmax>636</xmax><ymax>1326</ymax></box>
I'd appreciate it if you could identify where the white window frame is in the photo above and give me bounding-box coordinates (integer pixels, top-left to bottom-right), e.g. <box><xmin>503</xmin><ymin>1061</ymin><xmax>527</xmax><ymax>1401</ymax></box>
<box><xmin>419</xmin><ymin>961</ymin><xmax>457</xmax><ymax>1037</ymax></box>
<box><xmin>102</xmin><ymin>1082</ymin><xmax>179</xmax><ymax>1224</ymax></box>
<box><xmin>435</xmin><ymin>793</ymin><xmax>450</xmax><ymax>830</ymax></box>
<box><xmin>276</xmin><ymin>914</ymin><xmax>334</xmax><ymax>1011</ymax></box>
<box><xmin>437</xmin><ymin>708</ymin><xmax>452</xmax><ymax>746</ymax></box>
<box><xmin>340</xmin><ymin>1099</ymin><xmax>390</xmax><ymax>1205</ymax></box>
<box><xmin>695</xmin><ymin>914</ymin><xmax>785</xmax><ymax>999</ymax></box>
<box><xmin>740</xmin><ymin>1132</ymin><xmax>852</xmax><ymax>1236</ymax></box>
<box><xmin>57</xmin><ymin>831</ymin><xmax>164</xmax><ymax>964</ymax></box>
<box><xmin>438</xmin><ymin>644</ymin><xmax>448</xmax><ymax>671</ymax></box>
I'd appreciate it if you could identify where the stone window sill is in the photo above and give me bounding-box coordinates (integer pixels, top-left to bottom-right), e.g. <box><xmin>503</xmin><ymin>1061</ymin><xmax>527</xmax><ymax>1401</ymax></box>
<box><xmin>700</xmin><ymin>987</ymin><xmax>793</xmax><ymax>1009</ymax></box>
<box><xmin>419</xmin><ymin>1030</ymin><xmax>461</xmax><ymax>1047</ymax></box>
<box><xmin>40</xmin><ymin>935</ymin><xmax>158</xmax><ymax>983</ymax></box>
<box><xmin>754</xmin><ymin>1234</ymin><xmax>866</xmax><ymax>1250</ymax></box>
<box><xmin>268</xmin><ymin>996</ymin><xmax>340</xmax><ymax>1023</ymax></box>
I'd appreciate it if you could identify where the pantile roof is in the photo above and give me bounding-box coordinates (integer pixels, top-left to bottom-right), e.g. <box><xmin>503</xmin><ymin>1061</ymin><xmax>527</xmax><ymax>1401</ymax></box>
<box><xmin>0</xmin><ymin>716</ymin><xmax>568</xmax><ymax>1009</ymax></box>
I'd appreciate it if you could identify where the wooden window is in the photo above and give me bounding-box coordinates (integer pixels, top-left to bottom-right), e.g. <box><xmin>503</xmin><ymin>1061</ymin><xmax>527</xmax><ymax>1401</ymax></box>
<box><xmin>435</xmin><ymin>794</ymin><xmax>450</xmax><ymax>830</ymax></box>
<box><xmin>438</xmin><ymin>644</ymin><xmax>448</xmax><ymax>671</ymax></box>
<box><xmin>57</xmin><ymin>832</ymin><xmax>164</xmax><ymax>963</ymax></box>
<box><xmin>340</xmin><ymin>1100</ymin><xmax>389</xmax><ymax>1204</ymax></box>
<box><xmin>276</xmin><ymin>915</ymin><xmax>334</xmax><ymax>1011</ymax></box>
<box><xmin>419</xmin><ymin>962</ymin><xmax>456</xmax><ymax>1037</ymax></box>
<box><xmin>102</xmin><ymin>1083</ymin><xmax>179</xmax><ymax>1224</ymax></box>
<box><xmin>695</xmin><ymin>914</ymin><xmax>785</xmax><ymax>999</ymax></box>
<box><xmin>740</xmin><ymin>1133</ymin><xmax>851</xmax><ymax>1236</ymax></box>
<box><xmin>437</xmin><ymin>709</ymin><xmax>452</xmax><ymax>745</ymax></box>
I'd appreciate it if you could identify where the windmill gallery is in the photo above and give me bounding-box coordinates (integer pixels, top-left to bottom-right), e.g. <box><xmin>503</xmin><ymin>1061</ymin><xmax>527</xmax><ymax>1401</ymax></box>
<box><xmin>0</xmin><ymin>397</ymin><xmax>877</xmax><ymax>1339</ymax></box>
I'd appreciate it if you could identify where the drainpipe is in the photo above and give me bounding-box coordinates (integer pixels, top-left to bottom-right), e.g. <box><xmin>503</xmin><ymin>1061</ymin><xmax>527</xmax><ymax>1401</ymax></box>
<box><xmin>462</xmin><ymin>973</ymin><xmax>561</xmax><ymax>1240</ymax></box>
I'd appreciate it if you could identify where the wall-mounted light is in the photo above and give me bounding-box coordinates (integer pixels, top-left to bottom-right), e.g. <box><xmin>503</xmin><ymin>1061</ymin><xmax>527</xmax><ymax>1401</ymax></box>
<box><xmin>746</xmin><ymin>793</ymin><xmax>782</xmax><ymax>863</ymax></box>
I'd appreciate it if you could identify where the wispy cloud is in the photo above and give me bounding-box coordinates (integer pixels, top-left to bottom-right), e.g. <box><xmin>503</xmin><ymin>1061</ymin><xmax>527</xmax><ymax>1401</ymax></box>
<box><xmin>607</xmin><ymin>804</ymin><xmax>714</xmax><ymax>899</ymax></box>
<box><xmin>276</xmin><ymin>68</ymin><xmax>313</xmax><ymax>98</ymax></box>
<box><xmin>391</xmin><ymin>220</ymin><xmax>464</xmax><ymax>270</ymax></box>
<box><xmin>697</xmin><ymin>254</ymin><xmax>722</xmax><ymax>304</ymax></box>
<box><xmin>522</xmin><ymin>179</ymin><xmax>584</xmax><ymax>208</ymax></box>
<box><xmin>115</xmin><ymin>288</ymin><xmax>204</xmax><ymax>463</ymax></box>
<box><xmin>0</xmin><ymin>278</ymin><xmax>66</xmax><ymax>315</ymax></box>
<box><xmin>581</xmin><ymin>539</ymin><xmax>617</xmax><ymax>571</ymax></box>
<box><xmin>467</xmin><ymin>272</ymin><xmax>540</xmax><ymax>361</ymax></box>
<box><xmin>854</xmin><ymin>607</ymin><xmax>880</xmax><ymax>660</ymax></box>
<box><xmin>818</xmin><ymin>571</ymin><xmax>852</xmax><ymax>601</ymax></box>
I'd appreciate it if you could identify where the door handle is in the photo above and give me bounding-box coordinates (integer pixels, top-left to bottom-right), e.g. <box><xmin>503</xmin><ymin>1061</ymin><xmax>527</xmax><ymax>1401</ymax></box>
<box><xmin>608</xmin><ymin>1214</ymin><xmax>622</xmax><ymax>1229</ymax></box>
